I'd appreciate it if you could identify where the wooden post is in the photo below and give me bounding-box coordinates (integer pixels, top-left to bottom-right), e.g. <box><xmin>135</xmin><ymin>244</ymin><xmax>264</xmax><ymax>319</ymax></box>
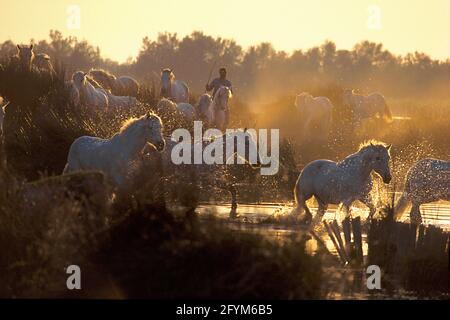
<box><xmin>342</xmin><ymin>217</ymin><xmax>352</xmax><ymax>255</ymax></box>
<box><xmin>352</xmin><ymin>217</ymin><xmax>363</xmax><ymax>264</ymax></box>
<box><xmin>331</xmin><ymin>220</ymin><xmax>349</xmax><ymax>262</ymax></box>
<box><xmin>324</xmin><ymin>221</ymin><xmax>347</xmax><ymax>265</ymax></box>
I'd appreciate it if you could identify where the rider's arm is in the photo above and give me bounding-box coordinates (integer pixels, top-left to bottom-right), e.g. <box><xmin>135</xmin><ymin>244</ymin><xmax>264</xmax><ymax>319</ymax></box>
<box><xmin>205</xmin><ymin>79</ymin><xmax>216</xmax><ymax>92</ymax></box>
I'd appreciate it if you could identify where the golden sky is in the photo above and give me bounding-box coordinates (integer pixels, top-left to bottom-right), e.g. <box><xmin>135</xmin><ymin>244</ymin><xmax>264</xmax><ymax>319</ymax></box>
<box><xmin>1</xmin><ymin>0</ymin><xmax>449</xmax><ymax>62</ymax></box>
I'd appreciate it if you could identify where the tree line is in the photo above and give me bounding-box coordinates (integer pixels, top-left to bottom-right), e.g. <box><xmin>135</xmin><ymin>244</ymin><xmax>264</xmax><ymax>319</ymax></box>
<box><xmin>1</xmin><ymin>30</ymin><xmax>449</xmax><ymax>100</ymax></box>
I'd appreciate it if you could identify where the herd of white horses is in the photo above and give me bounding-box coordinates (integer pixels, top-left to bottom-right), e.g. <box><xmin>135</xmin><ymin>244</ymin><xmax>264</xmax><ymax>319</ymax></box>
<box><xmin>1</xmin><ymin>44</ymin><xmax>449</xmax><ymax>226</ymax></box>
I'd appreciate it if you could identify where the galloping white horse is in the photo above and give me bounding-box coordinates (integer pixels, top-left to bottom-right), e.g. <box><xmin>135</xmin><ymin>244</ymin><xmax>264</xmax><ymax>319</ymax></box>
<box><xmin>343</xmin><ymin>89</ymin><xmax>392</xmax><ymax>124</ymax></box>
<box><xmin>63</xmin><ymin>112</ymin><xmax>165</xmax><ymax>189</ymax></box>
<box><xmin>292</xmin><ymin>141</ymin><xmax>392</xmax><ymax>225</ymax></box>
<box><xmin>89</xmin><ymin>69</ymin><xmax>140</xmax><ymax>97</ymax></box>
<box><xmin>394</xmin><ymin>158</ymin><xmax>450</xmax><ymax>224</ymax></box>
<box><xmin>160</xmin><ymin>68</ymin><xmax>189</xmax><ymax>103</ymax></box>
<box><xmin>72</xmin><ymin>71</ymin><xmax>108</xmax><ymax>108</ymax></box>
<box><xmin>145</xmin><ymin>129</ymin><xmax>262</xmax><ymax>217</ymax></box>
<box><xmin>295</xmin><ymin>92</ymin><xmax>333</xmax><ymax>142</ymax></box>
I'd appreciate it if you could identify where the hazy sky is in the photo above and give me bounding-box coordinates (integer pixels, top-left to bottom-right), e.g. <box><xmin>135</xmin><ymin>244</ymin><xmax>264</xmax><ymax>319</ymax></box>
<box><xmin>1</xmin><ymin>0</ymin><xmax>449</xmax><ymax>62</ymax></box>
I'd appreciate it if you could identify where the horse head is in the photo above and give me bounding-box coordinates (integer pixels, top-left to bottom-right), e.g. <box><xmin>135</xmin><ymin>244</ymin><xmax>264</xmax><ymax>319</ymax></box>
<box><xmin>214</xmin><ymin>86</ymin><xmax>232</xmax><ymax>110</ymax></box>
<box><xmin>72</xmin><ymin>71</ymin><xmax>88</xmax><ymax>88</ymax></box>
<box><xmin>145</xmin><ymin>112</ymin><xmax>165</xmax><ymax>152</ymax></box>
<box><xmin>160</xmin><ymin>68</ymin><xmax>174</xmax><ymax>97</ymax></box>
<box><xmin>16</xmin><ymin>44</ymin><xmax>34</xmax><ymax>71</ymax></box>
<box><xmin>196</xmin><ymin>94</ymin><xmax>213</xmax><ymax>121</ymax></box>
<box><xmin>294</xmin><ymin>92</ymin><xmax>313</xmax><ymax>109</ymax></box>
<box><xmin>362</xmin><ymin>142</ymin><xmax>392</xmax><ymax>183</ymax></box>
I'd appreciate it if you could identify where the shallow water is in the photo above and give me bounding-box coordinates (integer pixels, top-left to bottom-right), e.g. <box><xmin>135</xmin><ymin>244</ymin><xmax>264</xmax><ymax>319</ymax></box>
<box><xmin>196</xmin><ymin>200</ymin><xmax>449</xmax><ymax>299</ymax></box>
<box><xmin>196</xmin><ymin>200</ymin><xmax>450</xmax><ymax>256</ymax></box>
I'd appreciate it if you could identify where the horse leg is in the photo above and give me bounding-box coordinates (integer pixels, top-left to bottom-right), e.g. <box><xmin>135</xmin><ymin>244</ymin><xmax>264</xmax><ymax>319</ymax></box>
<box><xmin>228</xmin><ymin>184</ymin><xmax>238</xmax><ymax>219</ymax></box>
<box><xmin>294</xmin><ymin>187</ymin><xmax>313</xmax><ymax>224</ymax></box>
<box><xmin>340</xmin><ymin>199</ymin><xmax>352</xmax><ymax>218</ymax></box>
<box><xmin>311</xmin><ymin>199</ymin><xmax>328</xmax><ymax>227</ymax></box>
<box><xmin>410</xmin><ymin>202</ymin><xmax>422</xmax><ymax>225</ymax></box>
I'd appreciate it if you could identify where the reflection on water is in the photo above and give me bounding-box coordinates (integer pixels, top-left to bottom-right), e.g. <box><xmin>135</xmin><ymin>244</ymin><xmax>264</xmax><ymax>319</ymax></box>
<box><xmin>196</xmin><ymin>201</ymin><xmax>449</xmax><ymax>299</ymax></box>
<box><xmin>196</xmin><ymin>201</ymin><xmax>450</xmax><ymax>256</ymax></box>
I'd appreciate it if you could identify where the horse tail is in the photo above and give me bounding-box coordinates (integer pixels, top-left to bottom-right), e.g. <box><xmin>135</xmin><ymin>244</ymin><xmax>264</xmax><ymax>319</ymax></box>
<box><xmin>62</xmin><ymin>163</ymin><xmax>70</xmax><ymax>175</ymax></box>
<box><xmin>291</xmin><ymin>177</ymin><xmax>304</xmax><ymax>216</ymax></box>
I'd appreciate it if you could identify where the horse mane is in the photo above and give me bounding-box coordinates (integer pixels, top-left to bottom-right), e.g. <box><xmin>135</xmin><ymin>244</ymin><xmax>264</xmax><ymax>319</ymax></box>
<box><xmin>214</xmin><ymin>86</ymin><xmax>232</xmax><ymax>100</ymax></box>
<box><xmin>357</xmin><ymin>139</ymin><xmax>388</xmax><ymax>152</ymax></box>
<box><xmin>119</xmin><ymin>113</ymin><xmax>160</xmax><ymax>134</ymax></box>
<box><xmin>298</xmin><ymin>92</ymin><xmax>313</xmax><ymax>99</ymax></box>
<box><xmin>338</xmin><ymin>140</ymin><xmax>388</xmax><ymax>166</ymax></box>
<box><xmin>86</xmin><ymin>76</ymin><xmax>104</xmax><ymax>89</ymax></box>
<box><xmin>90</xmin><ymin>69</ymin><xmax>117</xmax><ymax>81</ymax></box>
<box><xmin>198</xmin><ymin>94</ymin><xmax>212</xmax><ymax>105</ymax></box>
<box><xmin>35</xmin><ymin>53</ymin><xmax>50</xmax><ymax>61</ymax></box>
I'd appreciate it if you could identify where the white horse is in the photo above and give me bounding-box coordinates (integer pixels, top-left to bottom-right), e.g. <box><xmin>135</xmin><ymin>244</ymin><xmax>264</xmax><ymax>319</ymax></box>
<box><xmin>343</xmin><ymin>89</ymin><xmax>392</xmax><ymax>124</ymax></box>
<box><xmin>295</xmin><ymin>92</ymin><xmax>333</xmax><ymax>143</ymax></box>
<box><xmin>0</xmin><ymin>97</ymin><xmax>6</xmax><ymax>135</ymax></box>
<box><xmin>105</xmin><ymin>92</ymin><xmax>137</xmax><ymax>108</ymax></box>
<box><xmin>65</xmin><ymin>80</ymin><xmax>80</xmax><ymax>106</ymax></box>
<box><xmin>394</xmin><ymin>158</ymin><xmax>450</xmax><ymax>224</ymax></box>
<box><xmin>72</xmin><ymin>71</ymin><xmax>108</xmax><ymax>108</ymax></box>
<box><xmin>292</xmin><ymin>141</ymin><xmax>392</xmax><ymax>225</ymax></box>
<box><xmin>160</xmin><ymin>68</ymin><xmax>189</xmax><ymax>103</ymax></box>
<box><xmin>13</xmin><ymin>44</ymin><xmax>34</xmax><ymax>71</ymax></box>
<box><xmin>196</xmin><ymin>93</ymin><xmax>214</xmax><ymax>124</ymax></box>
<box><xmin>195</xmin><ymin>87</ymin><xmax>232</xmax><ymax>129</ymax></box>
<box><xmin>63</xmin><ymin>112</ymin><xmax>165</xmax><ymax>189</ymax></box>
<box><xmin>93</xmin><ymin>69</ymin><xmax>140</xmax><ymax>97</ymax></box>
<box><xmin>156</xmin><ymin>98</ymin><xmax>195</xmax><ymax>122</ymax></box>
<box><xmin>89</xmin><ymin>69</ymin><xmax>140</xmax><ymax>97</ymax></box>
<box><xmin>145</xmin><ymin>129</ymin><xmax>262</xmax><ymax>217</ymax></box>
<box><xmin>33</xmin><ymin>53</ymin><xmax>55</xmax><ymax>74</ymax></box>
<box><xmin>176</xmin><ymin>103</ymin><xmax>196</xmax><ymax>121</ymax></box>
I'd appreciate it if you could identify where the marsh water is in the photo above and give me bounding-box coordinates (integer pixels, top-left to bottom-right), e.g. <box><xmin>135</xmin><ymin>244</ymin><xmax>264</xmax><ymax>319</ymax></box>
<box><xmin>196</xmin><ymin>199</ymin><xmax>450</xmax><ymax>299</ymax></box>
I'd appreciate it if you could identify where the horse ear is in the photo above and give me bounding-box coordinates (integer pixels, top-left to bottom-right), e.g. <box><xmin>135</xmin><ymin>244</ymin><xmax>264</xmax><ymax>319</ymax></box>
<box><xmin>244</xmin><ymin>127</ymin><xmax>248</xmax><ymax>132</ymax></box>
<box><xmin>17</xmin><ymin>44</ymin><xmax>21</xmax><ymax>50</ymax></box>
<box><xmin>146</xmin><ymin>112</ymin><xmax>151</xmax><ymax>119</ymax></box>
<box><xmin>386</xmin><ymin>144</ymin><xmax>392</xmax><ymax>150</ymax></box>
<box><xmin>30</xmin><ymin>44</ymin><xmax>33</xmax><ymax>50</ymax></box>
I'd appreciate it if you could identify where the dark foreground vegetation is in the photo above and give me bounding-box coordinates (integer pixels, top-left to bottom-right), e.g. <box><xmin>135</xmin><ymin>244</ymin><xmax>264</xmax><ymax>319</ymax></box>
<box><xmin>0</xmin><ymin>39</ymin><xmax>448</xmax><ymax>298</ymax></box>
<box><xmin>0</xmin><ymin>60</ymin><xmax>324</xmax><ymax>299</ymax></box>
